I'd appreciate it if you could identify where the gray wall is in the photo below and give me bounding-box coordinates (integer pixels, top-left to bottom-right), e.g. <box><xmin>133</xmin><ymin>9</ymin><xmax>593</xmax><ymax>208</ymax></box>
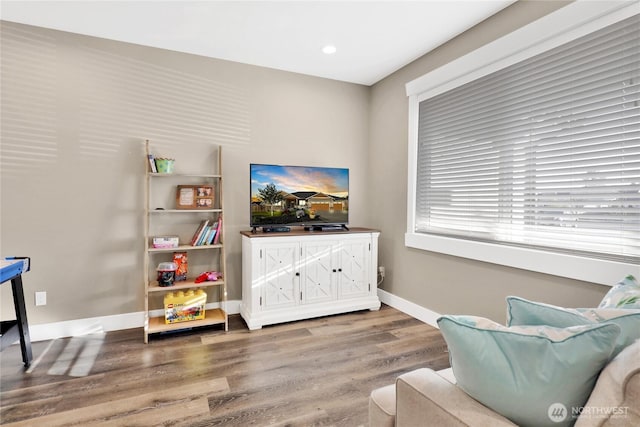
<box><xmin>369</xmin><ymin>0</ymin><xmax>609</xmax><ymax>322</ymax></box>
<box><xmin>1</xmin><ymin>0</ymin><xmax>611</xmax><ymax>328</ymax></box>
<box><xmin>0</xmin><ymin>21</ymin><xmax>370</xmax><ymax>324</ymax></box>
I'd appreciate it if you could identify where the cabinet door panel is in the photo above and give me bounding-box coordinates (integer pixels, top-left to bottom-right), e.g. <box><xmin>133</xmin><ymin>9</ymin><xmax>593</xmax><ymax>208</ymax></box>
<box><xmin>302</xmin><ymin>242</ymin><xmax>335</xmax><ymax>303</ymax></box>
<box><xmin>262</xmin><ymin>244</ymin><xmax>298</xmax><ymax>309</ymax></box>
<box><xmin>336</xmin><ymin>240</ymin><xmax>370</xmax><ymax>298</ymax></box>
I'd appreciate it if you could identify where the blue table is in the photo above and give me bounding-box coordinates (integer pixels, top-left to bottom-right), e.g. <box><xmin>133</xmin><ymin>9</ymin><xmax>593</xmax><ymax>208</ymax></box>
<box><xmin>1</xmin><ymin>257</ymin><xmax>33</xmax><ymax>368</ymax></box>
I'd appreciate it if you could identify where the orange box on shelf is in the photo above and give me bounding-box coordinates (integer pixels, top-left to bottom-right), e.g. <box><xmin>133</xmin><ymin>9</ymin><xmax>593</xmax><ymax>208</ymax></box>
<box><xmin>172</xmin><ymin>252</ymin><xmax>188</xmax><ymax>281</ymax></box>
<box><xmin>164</xmin><ymin>289</ymin><xmax>206</xmax><ymax>324</ymax></box>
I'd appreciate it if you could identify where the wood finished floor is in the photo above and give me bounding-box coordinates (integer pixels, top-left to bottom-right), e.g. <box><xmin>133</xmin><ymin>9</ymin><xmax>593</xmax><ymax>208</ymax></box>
<box><xmin>0</xmin><ymin>305</ymin><xmax>450</xmax><ymax>426</ymax></box>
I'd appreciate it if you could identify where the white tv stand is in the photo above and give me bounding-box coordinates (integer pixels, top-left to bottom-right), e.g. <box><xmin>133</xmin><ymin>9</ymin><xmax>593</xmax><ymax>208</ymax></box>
<box><xmin>240</xmin><ymin>227</ymin><xmax>381</xmax><ymax>330</ymax></box>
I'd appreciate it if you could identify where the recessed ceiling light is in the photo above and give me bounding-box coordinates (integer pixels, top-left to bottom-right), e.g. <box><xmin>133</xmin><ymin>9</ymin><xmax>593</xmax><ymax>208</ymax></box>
<box><xmin>322</xmin><ymin>45</ymin><xmax>337</xmax><ymax>55</ymax></box>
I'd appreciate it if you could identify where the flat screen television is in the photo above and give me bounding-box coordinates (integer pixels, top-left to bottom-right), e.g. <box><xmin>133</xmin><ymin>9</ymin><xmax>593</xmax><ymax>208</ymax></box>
<box><xmin>250</xmin><ymin>163</ymin><xmax>349</xmax><ymax>230</ymax></box>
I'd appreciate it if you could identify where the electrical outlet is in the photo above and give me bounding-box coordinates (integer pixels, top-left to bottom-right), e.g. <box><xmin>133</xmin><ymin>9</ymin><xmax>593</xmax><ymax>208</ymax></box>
<box><xmin>35</xmin><ymin>291</ymin><xmax>47</xmax><ymax>306</ymax></box>
<box><xmin>378</xmin><ymin>266</ymin><xmax>385</xmax><ymax>278</ymax></box>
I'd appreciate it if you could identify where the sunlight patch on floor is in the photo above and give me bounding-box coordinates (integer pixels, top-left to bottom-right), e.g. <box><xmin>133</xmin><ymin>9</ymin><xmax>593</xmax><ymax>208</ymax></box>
<box><xmin>47</xmin><ymin>332</ymin><xmax>105</xmax><ymax>377</ymax></box>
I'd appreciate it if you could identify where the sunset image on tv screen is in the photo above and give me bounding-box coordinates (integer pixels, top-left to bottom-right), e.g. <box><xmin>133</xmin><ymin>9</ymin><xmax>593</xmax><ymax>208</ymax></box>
<box><xmin>250</xmin><ymin>164</ymin><xmax>349</xmax><ymax>227</ymax></box>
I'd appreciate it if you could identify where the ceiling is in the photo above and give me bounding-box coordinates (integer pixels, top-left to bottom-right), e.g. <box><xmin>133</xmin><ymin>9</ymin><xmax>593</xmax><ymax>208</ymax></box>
<box><xmin>0</xmin><ymin>0</ymin><xmax>516</xmax><ymax>86</ymax></box>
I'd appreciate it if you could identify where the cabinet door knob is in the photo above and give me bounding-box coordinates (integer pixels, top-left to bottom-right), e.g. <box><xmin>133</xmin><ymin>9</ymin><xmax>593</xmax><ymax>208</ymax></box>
<box><xmin>332</xmin><ymin>269</ymin><xmax>337</xmax><ymax>273</ymax></box>
<box><xmin>295</xmin><ymin>272</ymin><xmax>300</xmax><ymax>276</ymax></box>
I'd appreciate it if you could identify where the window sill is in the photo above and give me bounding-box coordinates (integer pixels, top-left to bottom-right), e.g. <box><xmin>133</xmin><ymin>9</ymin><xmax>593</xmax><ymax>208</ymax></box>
<box><xmin>405</xmin><ymin>232</ymin><xmax>637</xmax><ymax>287</ymax></box>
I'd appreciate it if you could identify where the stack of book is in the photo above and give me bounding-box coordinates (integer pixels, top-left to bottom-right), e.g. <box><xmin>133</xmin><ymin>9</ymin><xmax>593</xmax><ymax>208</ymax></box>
<box><xmin>189</xmin><ymin>217</ymin><xmax>222</xmax><ymax>246</ymax></box>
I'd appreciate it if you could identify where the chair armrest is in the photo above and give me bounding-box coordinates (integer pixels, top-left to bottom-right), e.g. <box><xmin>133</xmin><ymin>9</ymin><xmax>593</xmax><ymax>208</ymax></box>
<box><xmin>575</xmin><ymin>340</ymin><xmax>640</xmax><ymax>427</ymax></box>
<box><xmin>395</xmin><ymin>368</ymin><xmax>517</xmax><ymax>427</ymax></box>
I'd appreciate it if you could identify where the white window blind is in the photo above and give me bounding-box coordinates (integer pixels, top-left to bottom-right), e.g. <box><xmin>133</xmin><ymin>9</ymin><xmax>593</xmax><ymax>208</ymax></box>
<box><xmin>415</xmin><ymin>13</ymin><xmax>640</xmax><ymax>264</ymax></box>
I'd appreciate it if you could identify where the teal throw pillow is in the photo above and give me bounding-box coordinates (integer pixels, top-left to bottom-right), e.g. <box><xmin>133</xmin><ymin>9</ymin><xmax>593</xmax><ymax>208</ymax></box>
<box><xmin>599</xmin><ymin>274</ymin><xmax>640</xmax><ymax>309</ymax></box>
<box><xmin>437</xmin><ymin>315</ymin><xmax>620</xmax><ymax>427</ymax></box>
<box><xmin>507</xmin><ymin>296</ymin><xmax>640</xmax><ymax>358</ymax></box>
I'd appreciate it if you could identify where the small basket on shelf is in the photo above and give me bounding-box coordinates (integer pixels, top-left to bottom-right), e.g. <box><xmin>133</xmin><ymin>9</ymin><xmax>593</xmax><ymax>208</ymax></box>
<box><xmin>155</xmin><ymin>158</ymin><xmax>175</xmax><ymax>174</ymax></box>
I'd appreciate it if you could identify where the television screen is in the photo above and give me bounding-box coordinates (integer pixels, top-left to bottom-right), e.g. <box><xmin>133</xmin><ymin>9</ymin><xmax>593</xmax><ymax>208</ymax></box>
<box><xmin>250</xmin><ymin>163</ymin><xmax>349</xmax><ymax>228</ymax></box>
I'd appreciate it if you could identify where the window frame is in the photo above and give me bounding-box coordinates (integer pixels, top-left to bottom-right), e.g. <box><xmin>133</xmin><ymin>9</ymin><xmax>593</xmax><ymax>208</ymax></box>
<box><xmin>405</xmin><ymin>1</ymin><xmax>640</xmax><ymax>286</ymax></box>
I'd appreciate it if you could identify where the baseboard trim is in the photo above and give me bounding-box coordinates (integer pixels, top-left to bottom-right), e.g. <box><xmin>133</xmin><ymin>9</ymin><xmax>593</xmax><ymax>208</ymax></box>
<box><xmin>23</xmin><ymin>293</ymin><xmax>436</xmax><ymax>343</ymax></box>
<box><xmin>24</xmin><ymin>300</ymin><xmax>242</xmax><ymax>343</ymax></box>
<box><xmin>377</xmin><ymin>289</ymin><xmax>441</xmax><ymax>329</ymax></box>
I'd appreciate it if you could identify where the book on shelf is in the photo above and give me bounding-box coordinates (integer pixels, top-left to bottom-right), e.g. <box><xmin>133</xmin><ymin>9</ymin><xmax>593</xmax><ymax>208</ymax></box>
<box><xmin>205</xmin><ymin>227</ymin><xmax>217</xmax><ymax>245</ymax></box>
<box><xmin>188</xmin><ymin>217</ymin><xmax>222</xmax><ymax>247</ymax></box>
<box><xmin>196</xmin><ymin>225</ymin><xmax>211</xmax><ymax>246</ymax></box>
<box><xmin>190</xmin><ymin>220</ymin><xmax>209</xmax><ymax>246</ymax></box>
<box><xmin>213</xmin><ymin>216</ymin><xmax>222</xmax><ymax>244</ymax></box>
<box><xmin>148</xmin><ymin>154</ymin><xmax>157</xmax><ymax>173</ymax></box>
<box><xmin>199</xmin><ymin>226</ymin><xmax>213</xmax><ymax>246</ymax></box>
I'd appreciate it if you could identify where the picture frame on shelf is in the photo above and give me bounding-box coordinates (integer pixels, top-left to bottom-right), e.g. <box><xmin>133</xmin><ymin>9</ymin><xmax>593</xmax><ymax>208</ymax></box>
<box><xmin>176</xmin><ymin>185</ymin><xmax>214</xmax><ymax>209</ymax></box>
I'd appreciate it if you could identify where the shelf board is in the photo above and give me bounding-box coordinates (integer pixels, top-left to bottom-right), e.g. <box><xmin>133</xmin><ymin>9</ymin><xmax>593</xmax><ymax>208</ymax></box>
<box><xmin>150</xmin><ymin>209</ymin><xmax>222</xmax><ymax>213</ymax></box>
<box><xmin>147</xmin><ymin>279</ymin><xmax>225</xmax><ymax>292</ymax></box>
<box><xmin>147</xmin><ymin>308</ymin><xmax>227</xmax><ymax>334</ymax></box>
<box><xmin>150</xmin><ymin>173</ymin><xmax>222</xmax><ymax>178</ymax></box>
<box><xmin>148</xmin><ymin>244</ymin><xmax>223</xmax><ymax>253</ymax></box>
